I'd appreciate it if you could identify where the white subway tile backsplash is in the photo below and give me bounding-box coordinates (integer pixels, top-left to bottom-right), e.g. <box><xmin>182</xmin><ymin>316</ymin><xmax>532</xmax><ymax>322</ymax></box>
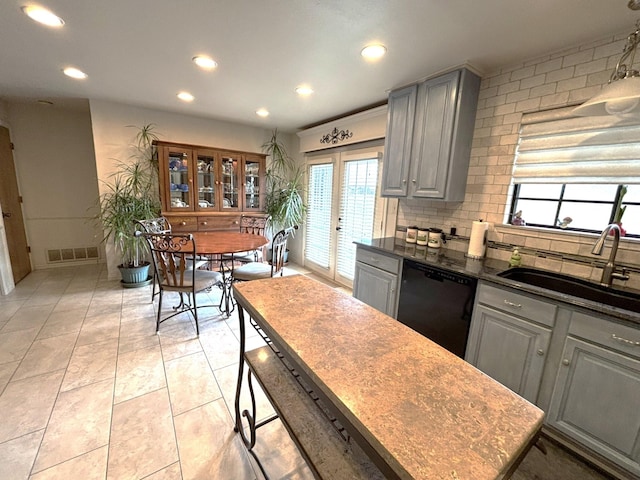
<box><xmin>562</xmin><ymin>49</ymin><xmax>594</xmax><ymax>68</ymax></box>
<box><xmin>397</xmin><ymin>32</ymin><xmax>640</xmax><ymax>279</ymax></box>
<box><xmin>557</xmin><ymin>75</ymin><xmax>587</xmax><ymax>93</ymax></box>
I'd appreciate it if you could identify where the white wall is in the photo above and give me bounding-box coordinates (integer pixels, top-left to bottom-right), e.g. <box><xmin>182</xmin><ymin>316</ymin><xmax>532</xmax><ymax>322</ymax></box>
<box><xmin>6</xmin><ymin>101</ymin><xmax>101</xmax><ymax>271</ymax></box>
<box><xmin>89</xmin><ymin>99</ymin><xmax>285</xmax><ymax>279</ymax></box>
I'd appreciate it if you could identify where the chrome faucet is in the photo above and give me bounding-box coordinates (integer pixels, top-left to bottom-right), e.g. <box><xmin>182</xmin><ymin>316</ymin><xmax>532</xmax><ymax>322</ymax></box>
<box><xmin>591</xmin><ymin>223</ymin><xmax>630</xmax><ymax>287</ymax></box>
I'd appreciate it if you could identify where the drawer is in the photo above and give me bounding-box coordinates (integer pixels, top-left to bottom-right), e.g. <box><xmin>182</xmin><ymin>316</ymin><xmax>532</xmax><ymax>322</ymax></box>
<box><xmin>569</xmin><ymin>311</ymin><xmax>640</xmax><ymax>358</ymax></box>
<box><xmin>169</xmin><ymin>216</ymin><xmax>197</xmax><ymax>232</ymax></box>
<box><xmin>477</xmin><ymin>282</ymin><xmax>557</xmax><ymax>327</ymax></box>
<box><xmin>197</xmin><ymin>215</ymin><xmax>241</xmax><ymax>231</ymax></box>
<box><xmin>355</xmin><ymin>248</ymin><xmax>401</xmax><ymax>275</ymax></box>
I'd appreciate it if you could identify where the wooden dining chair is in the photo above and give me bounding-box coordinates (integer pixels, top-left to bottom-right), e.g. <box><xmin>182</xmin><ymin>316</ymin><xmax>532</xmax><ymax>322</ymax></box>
<box><xmin>231</xmin><ymin>227</ymin><xmax>294</xmax><ymax>282</ymax></box>
<box><xmin>139</xmin><ymin>232</ymin><xmax>223</xmax><ymax>336</ymax></box>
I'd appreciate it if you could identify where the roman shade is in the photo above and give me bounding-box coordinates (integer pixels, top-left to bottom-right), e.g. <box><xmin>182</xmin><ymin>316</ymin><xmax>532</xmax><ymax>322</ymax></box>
<box><xmin>512</xmin><ymin>105</ymin><xmax>640</xmax><ymax>184</ymax></box>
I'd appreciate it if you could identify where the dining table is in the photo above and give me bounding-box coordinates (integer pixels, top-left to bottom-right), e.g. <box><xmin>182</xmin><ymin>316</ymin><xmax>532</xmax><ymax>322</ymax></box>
<box><xmin>189</xmin><ymin>231</ymin><xmax>268</xmax><ymax>316</ymax></box>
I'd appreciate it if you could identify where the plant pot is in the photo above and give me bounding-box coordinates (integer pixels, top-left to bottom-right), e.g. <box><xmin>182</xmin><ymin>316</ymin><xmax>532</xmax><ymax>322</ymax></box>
<box><xmin>118</xmin><ymin>262</ymin><xmax>152</xmax><ymax>288</ymax></box>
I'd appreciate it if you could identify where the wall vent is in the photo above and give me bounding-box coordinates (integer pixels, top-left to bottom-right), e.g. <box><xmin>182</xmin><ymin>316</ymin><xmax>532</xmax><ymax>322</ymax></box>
<box><xmin>46</xmin><ymin>246</ymin><xmax>100</xmax><ymax>264</ymax></box>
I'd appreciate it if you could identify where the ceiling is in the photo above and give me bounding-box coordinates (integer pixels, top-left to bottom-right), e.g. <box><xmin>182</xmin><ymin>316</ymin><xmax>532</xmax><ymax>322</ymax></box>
<box><xmin>0</xmin><ymin>0</ymin><xmax>638</xmax><ymax>132</ymax></box>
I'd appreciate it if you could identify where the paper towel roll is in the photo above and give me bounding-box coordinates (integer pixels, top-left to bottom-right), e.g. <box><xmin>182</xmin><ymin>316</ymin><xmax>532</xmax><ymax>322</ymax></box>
<box><xmin>467</xmin><ymin>220</ymin><xmax>488</xmax><ymax>258</ymax></box>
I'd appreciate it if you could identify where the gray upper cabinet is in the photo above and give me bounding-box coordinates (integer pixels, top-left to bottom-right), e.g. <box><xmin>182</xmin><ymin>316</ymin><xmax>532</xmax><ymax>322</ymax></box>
<box><xmin>382</xmin><ymin>68</ymin><xmax>480</xmax><ymax>201</ymax></box>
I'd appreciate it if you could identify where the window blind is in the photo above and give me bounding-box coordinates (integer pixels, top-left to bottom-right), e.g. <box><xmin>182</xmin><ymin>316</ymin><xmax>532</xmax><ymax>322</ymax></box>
<box><xmin>336</xmin><ymin>158</ymin><xmax>379</xmax><ymax>280</ymax></box>
<box><xmin>305</xmin><ymin>163</ymin><xmax>333</xmax><ymax>269</ymax></box>
<box><xmin>513</xmin><ymin>105</ymin><xmax>640</xmax><ymax>184</ymax></box>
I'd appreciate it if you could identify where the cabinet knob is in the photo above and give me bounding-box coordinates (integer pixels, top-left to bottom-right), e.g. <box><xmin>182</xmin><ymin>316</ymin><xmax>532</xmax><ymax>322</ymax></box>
<box><xmin>412</xmin><ymin>179</ymin><xmax>416</xmax><ymax>183</ymax></box>
<box><xmin>537</xmin><ymin>349</ymin><xmax>544</xmax><ymax>356</ymax></box>
<box><xmin>201</xmin><ymin>221</ymin><xmax>207</xmax><ymax>226</ymax></box>
<box><xmin>180</xmin><ymin>222</ymin><xmax>186</xmax><ymax>226</ymax></box>
<box><xmin>562</xmin><ymin>359</ymin><xmax>570</xmax><ymax>366</ymax></box>
<box><xmin>402</xmin><ymin>179</ymin><xmax>407</xmax><ymax>184</ymax></box>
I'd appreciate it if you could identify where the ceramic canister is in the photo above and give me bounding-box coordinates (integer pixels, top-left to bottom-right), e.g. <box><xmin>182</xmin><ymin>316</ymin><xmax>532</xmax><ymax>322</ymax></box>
<box><xmin>406</xmin><ymin>226</ymin><xmax>418</xmax><ymax>243</ymax></box>
<box><xmin>428</xmin><ymin>228</ymin><xmax>443</xmax><ymax>248</ymax></box>
<box><xmin>416</xmin><ymin>228</ymin><xmax>429</xmax><ymax>246</ymax></box>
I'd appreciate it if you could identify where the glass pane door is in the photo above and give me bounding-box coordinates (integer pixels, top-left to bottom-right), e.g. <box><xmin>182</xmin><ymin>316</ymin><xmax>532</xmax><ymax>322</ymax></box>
<box><xmin>335</xmin><ymin>157</ymin><xmax>379</xmax><ymax>283</ymax></box>
<box><xmin>221</xmin><ymin>155</ymin><xmax>240</xmax><ymax>209</ymax></box>
<box><xmin>304</xmin><ymin>146</ymin><xmax>384</xmax><ymax>288</ymax></box>
<box><xmin>167</xmin><ymin>150</ymin><xmax>191</xmax><ymax>209</ymax></box>
<box><xmin>244</xmin><ymin>157</ymin><xmax>262</xmax><ymax>210</ymax></box>
<box><xmin>196</xmin><ymin>153</ymin><xmax>217</xmax><ymax>210</ymax></box>
<box><xmin>305</xmin><ymin>162</ymin><xmax>334</xmax><ymax>270</ymax></box>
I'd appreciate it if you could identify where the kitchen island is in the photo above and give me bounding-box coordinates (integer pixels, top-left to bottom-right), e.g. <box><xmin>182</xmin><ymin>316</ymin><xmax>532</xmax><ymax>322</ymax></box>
<box><xmin>233</xmin><ymin>275</ymin><xmax>544</xmax><ymax>479</ymax></box>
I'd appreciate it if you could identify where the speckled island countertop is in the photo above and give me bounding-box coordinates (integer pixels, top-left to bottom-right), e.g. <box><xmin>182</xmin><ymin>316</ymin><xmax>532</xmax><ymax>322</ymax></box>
<box><xmin>234</xmin><ymin>275</ymin><xmax>545</xmax><ymax>480</ymax></box>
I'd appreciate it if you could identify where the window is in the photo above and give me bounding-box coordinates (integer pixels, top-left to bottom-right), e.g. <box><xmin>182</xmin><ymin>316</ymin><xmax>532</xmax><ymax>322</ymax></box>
<box><xmin>509</xmin><ymin>184</ymin><xmax>639</xmax><ymax>237</ymax></box>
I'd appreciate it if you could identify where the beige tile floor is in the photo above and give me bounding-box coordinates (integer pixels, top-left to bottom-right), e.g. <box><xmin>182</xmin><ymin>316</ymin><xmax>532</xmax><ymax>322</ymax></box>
<box><xmin>0</xmin><ymin>263</ymin><xmax>613</xmax><ymax>480</ymax></box>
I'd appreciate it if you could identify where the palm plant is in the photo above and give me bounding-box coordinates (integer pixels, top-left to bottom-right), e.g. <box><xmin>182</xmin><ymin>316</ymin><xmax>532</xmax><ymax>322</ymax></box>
<box><xmin>262</xmin><ymin>130</ymin><xmax>306</xmax><ymax>235</ymax></box>
<box><xmin>96</xmin><ymin>124</ymin><xmax>161</xmax><ymax>272</ymax></box>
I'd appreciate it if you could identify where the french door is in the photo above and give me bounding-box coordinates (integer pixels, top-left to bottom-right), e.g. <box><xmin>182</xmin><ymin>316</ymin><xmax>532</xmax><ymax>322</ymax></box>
<box><xmin>304</xmin><ymin>145</ymin><xmax>385</xmax><ymax>287</ymax></box>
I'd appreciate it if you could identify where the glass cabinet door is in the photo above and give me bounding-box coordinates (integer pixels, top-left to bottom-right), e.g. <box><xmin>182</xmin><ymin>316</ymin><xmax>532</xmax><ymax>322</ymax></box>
<box><xmin>167</xmin><ymin>149</ymin><xmax>192</xmax><ymax>210</ymax></box>
<box><xmin>221</xmin><ymin>154</ymin><xmax>240</xmax><ymax>210</ymax></box>
<box><xmin>196</xmin><ymin>152</ymin><xmax>217</xmax><ymax>210</ymax></box>
<box><xmin>243</xmin><ymin>155</ymin><xmax>264</xmax><ymax>211</ymax></box>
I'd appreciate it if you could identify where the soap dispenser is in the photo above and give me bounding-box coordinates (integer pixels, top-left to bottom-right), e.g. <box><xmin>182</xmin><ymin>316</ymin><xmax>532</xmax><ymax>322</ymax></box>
<box><xmin>509</xmin><ymin>248</ymin><xmax>522</xmax><ymax>268</ymax></box>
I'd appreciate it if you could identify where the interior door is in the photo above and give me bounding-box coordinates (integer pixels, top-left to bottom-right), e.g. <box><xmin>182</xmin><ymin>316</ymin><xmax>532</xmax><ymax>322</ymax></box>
<box><xmin>304</xmin><ymin>146</ymin><xmax>384</xmax><ymax>287</ymax></box>
<box><xmin>0</xmin><ymin>126</ymin><xmax>31</xmax><ymax>283</ymax></box>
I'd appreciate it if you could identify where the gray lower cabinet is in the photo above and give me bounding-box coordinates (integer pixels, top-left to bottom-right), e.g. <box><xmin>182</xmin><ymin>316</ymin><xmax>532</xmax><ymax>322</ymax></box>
<box><xmin>382</xmin><ymin>67</ymin><xmax>480</xmax><ymax>201</ymax></box>
<box><xmin>468</xmin><ymin>280</ymin><xmax>640</xmax><ymax>477</ymax></box>
<box><xmin>547</xmin><ymin>311</ymin><xmax>640</xmax><ymax>477</ymax></box>
<box><xmin>353</xmin><ymin>248</ymin><xmax>401</xmax><ymax>318</ymax></box>
<box><xmin>466</xmin><ymin>283</ymin><xmax>556</xmax><ymax>404</ymax></box>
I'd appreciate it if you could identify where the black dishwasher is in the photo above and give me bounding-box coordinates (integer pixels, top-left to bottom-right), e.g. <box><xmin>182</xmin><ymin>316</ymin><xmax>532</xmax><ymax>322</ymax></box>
<box><xmin>397</xmin><ymin>259</ymin><xmax>477</xmax><ymax>358</ymax></box>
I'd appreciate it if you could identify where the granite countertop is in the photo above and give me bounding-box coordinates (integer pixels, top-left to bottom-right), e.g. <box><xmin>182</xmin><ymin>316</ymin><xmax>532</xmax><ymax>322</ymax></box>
<box><xmin>355</xmin><ymin>237</ymin><xmax>640</xmax><ymax>325</ymax></box>
<box><xmin>234</xmin><ymin>275</ymin><xmax>545</xmax><ymax>480</ymax></box>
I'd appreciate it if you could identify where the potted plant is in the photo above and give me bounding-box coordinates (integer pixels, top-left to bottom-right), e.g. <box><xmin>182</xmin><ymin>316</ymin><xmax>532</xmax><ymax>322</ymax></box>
<box><xmin>96</xmin><ymin>124</ymin><xmax>161</xmax><ymax>286</ymax></box>
<box><xmin>262</xmin><ymin>130</ymin><xmax>306</xmax><ymax>260</ymax></box>
<box><xmin>612</xmin><ymin>184</ymin><xmax>628</xmax><ymax>236</ymax></box>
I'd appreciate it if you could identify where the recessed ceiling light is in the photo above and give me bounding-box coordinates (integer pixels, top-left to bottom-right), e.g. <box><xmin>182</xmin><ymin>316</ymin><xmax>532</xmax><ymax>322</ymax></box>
<box><xmin>21</xmin><ymin>5</ymin><xmax>64</xmax><ymax>27</ymax></box>
<box><xmin>177</xmin><ymin>91</ymin><xmax>194</xmax><ymax>102</ymax></box>
<box><xmin>361</xmin><ymin>44</ymin><xmax>387</xmax><ymax>60</ymax></box>
<box><xmin>256</xmin><ymin>109</ymin><xmax>269</xmax><ymax>117</ymax></box>
<box><xmin>63</xmin><ymin>67</ymin><xmax>87</xmax><ymax>79</ymax></box>
<box><xmin>192</xmin><ymin>55</ymin><xmax>218</xmax><ymax>70</ymax></box>
<box><xmin>295</xmin><ymin>86</ymin><xmax>314</xmax><ymax>96</ymax></box>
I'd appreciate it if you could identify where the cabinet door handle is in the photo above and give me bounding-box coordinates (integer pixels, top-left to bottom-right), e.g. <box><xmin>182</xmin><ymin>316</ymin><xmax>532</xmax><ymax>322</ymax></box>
<box><xmin>503</xmin><ymin>299</ymin><xmax>522</xmax><ymax>309</ymax></box>
<box><xmin>562</xmin><ymin>359</ymin><xmax>570</xmax><ymax>366</ymax></box>
<box><xmin>612</xmin><ymin>334</ymin><xmax>640</xmax><ymax>347</ymax></box>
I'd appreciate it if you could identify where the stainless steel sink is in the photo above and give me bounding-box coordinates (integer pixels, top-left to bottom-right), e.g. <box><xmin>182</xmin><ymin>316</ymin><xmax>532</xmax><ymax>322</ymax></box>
<box><xmin>497</xmin><ymin>267</ymin><xmax>640</xmax><ymax>314</ymax></box>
